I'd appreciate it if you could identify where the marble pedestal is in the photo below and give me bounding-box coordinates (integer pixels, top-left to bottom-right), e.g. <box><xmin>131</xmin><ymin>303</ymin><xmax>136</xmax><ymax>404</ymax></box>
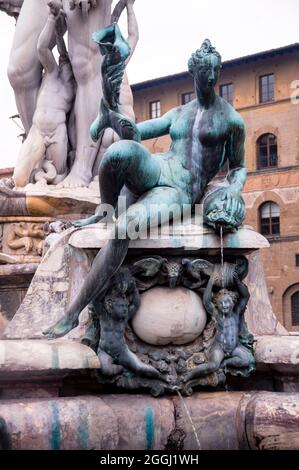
<box><xmin>3</xmin><ymin>222</ymin><xmax>283</xmax><ymax>340</ymax></box>
<box><xmin>1</xmin><ymin>221</ymin><xmax>298</xmax><ymax>449</ymax></box>
<box><xmin>0</xmin><ymin>184</ymin><xmax>100</xmax><ymax>330</ymax></box>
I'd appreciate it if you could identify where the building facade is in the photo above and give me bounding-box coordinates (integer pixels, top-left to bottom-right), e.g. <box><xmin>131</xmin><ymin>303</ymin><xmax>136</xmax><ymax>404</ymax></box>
<box><xmin>132</xmin><ymin>44</ymin><xmax>299</xmax><ymax>332</ymax></box>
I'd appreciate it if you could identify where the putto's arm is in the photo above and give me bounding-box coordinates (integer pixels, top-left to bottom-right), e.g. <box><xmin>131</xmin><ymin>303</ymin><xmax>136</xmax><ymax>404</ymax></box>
<box><xmin>37</xmin><ymin>1</ymin><xmax>63</xmax><ymax>74</ymax></box>
<box><xmin>137</xmin><ymin>108</ymin><xmax>175</xmax><ymax>141</ymax></box>
<box><xmin>203</xmin><ymin>275</ymin><xmax>218</xmax><ymax>319</ymax></box>
<box><xmin>125</xmin><ymin>0</ymin><xmax>138</xmax><ymax>65</ymax></box>
<box><xmin>233</xmin><ymin>273</ymin><xmax>250</xmax><ymax>317</ymax></box>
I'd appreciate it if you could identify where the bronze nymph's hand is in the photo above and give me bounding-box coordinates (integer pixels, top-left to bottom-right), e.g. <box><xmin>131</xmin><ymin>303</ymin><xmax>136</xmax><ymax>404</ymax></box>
<box><xmin>222</xmin><ymin>189</ymin><xmax>245</xmax><ymax>222</ymax></box>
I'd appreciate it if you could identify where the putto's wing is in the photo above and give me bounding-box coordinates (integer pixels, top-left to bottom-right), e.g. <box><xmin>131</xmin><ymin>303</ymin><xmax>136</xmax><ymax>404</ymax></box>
<box><xmin>132</xmin><ymin>257</ymin><xmax>166</xmax><ymax>277</ymax></box>
<box><xmin>182</xmin><ymin>258</ymin><xmax>213</xmax><ymax>278</ymax></box>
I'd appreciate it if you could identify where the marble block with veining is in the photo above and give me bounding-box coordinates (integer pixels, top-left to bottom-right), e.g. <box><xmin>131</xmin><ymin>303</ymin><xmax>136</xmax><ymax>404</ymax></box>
<box><xmin>0</xmin><ymin>184</ymin><xmax>100</xmax><ymax>218</ymax></box>
<box><xmin>69</xmin><ymin>222</ymin><xmax>269</xmax><ymax>254</ymax></box>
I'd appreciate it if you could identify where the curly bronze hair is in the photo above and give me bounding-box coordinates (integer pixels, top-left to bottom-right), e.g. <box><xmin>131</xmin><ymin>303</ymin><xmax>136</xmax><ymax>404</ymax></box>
<box><xmin>212</xmin><ymin>288</ymin><xmax>238</xmax><ymax>306</ymax></box>
<box><xmin>188</xmin><ymin>39</ymin><xmax>222</xmax><ymax>76</ymax></box>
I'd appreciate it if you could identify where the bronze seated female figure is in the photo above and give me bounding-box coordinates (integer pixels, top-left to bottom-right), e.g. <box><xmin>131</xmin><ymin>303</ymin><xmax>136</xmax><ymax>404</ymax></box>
<box><xmin>45</xmin><ymin>38</ymin><xmax>247</xmax><ymax>340</ymax></box>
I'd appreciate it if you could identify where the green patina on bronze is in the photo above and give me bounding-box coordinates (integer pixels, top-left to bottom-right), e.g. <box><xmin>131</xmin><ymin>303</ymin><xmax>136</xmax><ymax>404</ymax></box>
<box><xmin>78</xmin><ymin>404</ymin><xmax>90</xmax><ymax>450</ymax></box>
<box><xmin>51</xmin><ymin>402</ymin><xmax>61</xmax><ymax>450</ymax></box>
<box><xmin>91</xmin><ymin>22</ymin><xmax>140</xmax><ymax>143</ymax></box>
<box><xmin>44</xmin><ymin>37</ymin><xmax>249</xmax><ymax>353</ymax></box>
<box><xmin>80</xmin><ymin>37</ymin><xmax>247</xmax><ymax>231</ymax></box>
<box><xmin>51</xmin><ymin>344</ymin><xmax>60</xmax><ymax>369</ymax></box>
<box><xmin>145</xmin><ymin>407</ymin><xmax>155</xmax><ymax>450</ymax></box>
<box><xmin>0</xmin><ymin>417</ymin><xmax>12</xmax><ymax>450</ymax></box>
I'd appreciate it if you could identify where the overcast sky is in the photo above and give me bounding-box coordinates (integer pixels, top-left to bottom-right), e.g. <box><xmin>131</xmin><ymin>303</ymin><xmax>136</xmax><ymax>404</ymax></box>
<box><xmin>0</xmin><ymin>0</ymin><xmax>299</xmax><ymax>169</ymax></box>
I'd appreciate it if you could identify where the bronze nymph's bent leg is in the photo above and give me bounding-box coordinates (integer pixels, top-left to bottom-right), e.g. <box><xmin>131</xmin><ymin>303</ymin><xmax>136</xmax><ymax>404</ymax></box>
<box><xmin>74</xmin><ymin>140</ymin><xmax>161</xmax><ymax>227</ymax></box>
<box><xmin>44</xmin><ymin>136</ymin><xmax>186</xmax><ymax>340</ymax></box>
<box><xmin>99</xmin><ymin>140</ymin><xmax>161</xmax><ymax>207</ymax></box>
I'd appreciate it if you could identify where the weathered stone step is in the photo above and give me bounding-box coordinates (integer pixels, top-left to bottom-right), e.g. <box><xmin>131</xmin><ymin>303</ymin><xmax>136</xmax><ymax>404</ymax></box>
<box><xmin>0</xmin><ymin>392</ymin><xmax>298</xmax><ymax>450</ymax></box>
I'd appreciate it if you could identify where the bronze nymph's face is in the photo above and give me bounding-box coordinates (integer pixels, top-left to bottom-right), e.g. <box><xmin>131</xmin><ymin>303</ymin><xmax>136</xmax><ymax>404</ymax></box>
<box><xmin>194</xmin><ymin>55</ymin><xmax>221</xmax><ymax>91</ymax></box>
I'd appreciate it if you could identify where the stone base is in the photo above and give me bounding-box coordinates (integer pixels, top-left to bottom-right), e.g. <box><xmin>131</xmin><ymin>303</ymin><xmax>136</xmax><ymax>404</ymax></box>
<box><xmin>0</xmin><ymin>183</ymin><xmax>100</xmax><ymax>218</ymax></box>
<box><xmin>4</xmin><ymin>223</ymin><xmax>285</xmax><ymax>340</ymax></box>
<box><xmin>0</xmin><ymin>184</ymin><xmax>97</xmax><ymax>326</ymax></box>
<box><xmin>0</xmin><ymin>336</ymin><xmax>298</xmax><ymax>449</ymax></box>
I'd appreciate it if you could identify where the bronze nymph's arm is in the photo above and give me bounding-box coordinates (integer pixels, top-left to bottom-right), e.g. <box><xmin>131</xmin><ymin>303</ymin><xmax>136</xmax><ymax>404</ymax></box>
<box><xmin>137</xmin><ymin>108</ymin><xmax>175</xmax><ymax>141</ymax></box>
<box><xmin>225</xmin><ymin>116</ymin><xmax>247</xmax><ymax>194</ymax></box>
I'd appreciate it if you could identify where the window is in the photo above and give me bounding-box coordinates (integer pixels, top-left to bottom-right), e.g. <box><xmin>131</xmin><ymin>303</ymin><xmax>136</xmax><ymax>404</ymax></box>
<box><xmin>259</xmin><ymin>202</ymin><xmax>280</xmax><ymax>237</ymax></box>
<box><xmin>182</xmin><ymin>92</ymin><xmax>194</xmax><ymax>105</ymax></box>
<box><xmin>259</xmin><ymin>74</ymin><xmax>274</xmax><ymax>103</ymax></box>
<box><xmin>220</xmin><ymin>83</ymin><xmax>233</xmax><ymax>105</ymax></box>
<box><xmin>149</xmin><ymin>101</ymin><xmax>161</xmax><ymax>119</ymax></box>
<box><xmin>291</xmin><ymin>292</ymin><xmax>299</xmax><ymax>325</ymax></box>
<box><xmin>257</xmin><ymin>133</ymin><xmax>278</xmax><ymax>169</ymax></box>
<box><xmin>296</xmin><ymin>255</ymin><xmax>299</xmax><ymax>267</ymax></box>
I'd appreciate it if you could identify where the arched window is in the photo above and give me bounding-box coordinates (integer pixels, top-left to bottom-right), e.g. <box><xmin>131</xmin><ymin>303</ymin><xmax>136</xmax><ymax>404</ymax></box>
<box><xmin>291</xmin><ymin>292</ymin><xmax>299</xmax><ymax>325</ymax></box>
<box><xmin>259</xmin><ymin>202</ymin><xmax>280</xmax><ymax>236</ymax></box>
<box><xmin>257</xmin><ymin>134</ymin><xmax>278</xmax><ymax>169</ymax></box>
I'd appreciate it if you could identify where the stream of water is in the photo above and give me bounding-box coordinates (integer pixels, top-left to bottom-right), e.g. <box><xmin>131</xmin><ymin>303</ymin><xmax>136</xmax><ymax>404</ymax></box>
<box><xmin>176</xmin><ymin>390</ymin><xmax>201</xmax><ymax>450</ymax></box>
<box><xmin>171</xmin><ymin>226</ymin><xmax>229</xmax><ymax>450</ymax></box>
<box><xmin>220</xmin><ymin>225</ymin><xmax>224</xmax><ymax>288</ymax></box>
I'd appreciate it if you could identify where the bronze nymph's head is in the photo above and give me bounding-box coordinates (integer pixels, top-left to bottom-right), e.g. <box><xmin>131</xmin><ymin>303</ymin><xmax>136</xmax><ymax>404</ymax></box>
<box><xmin>188</xmin><ymin>39</ymin><xmax>222</xmax><ymax>91</ymax></box>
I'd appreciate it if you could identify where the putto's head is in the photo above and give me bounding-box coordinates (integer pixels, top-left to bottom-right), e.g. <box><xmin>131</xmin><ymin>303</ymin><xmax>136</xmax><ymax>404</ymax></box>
<box><xmin>188</xmin><ymin>39</ymin><xmax>222</xmax><ymax>90</ymax></box>
<box><xmin>213</xmin><ymin>288</ymin><xmax>238</xmax><ymax>315</ymax></box>
<box><xmin>104</xmin><ymin>294</ymin><xmax>128</xmax><ymax>319</ymax></box>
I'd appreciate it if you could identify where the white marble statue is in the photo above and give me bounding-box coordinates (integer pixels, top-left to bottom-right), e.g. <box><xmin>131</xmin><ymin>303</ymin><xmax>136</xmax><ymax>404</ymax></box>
<box><xmin>0</xmin><ymin>0</ymin><xmax>22</xmax><ymax>18</ymax></box>
<box><xmin>13</xmin><ymin>1</ymin><xmax>75</xmax><ymax>187</ymax></box>
<box><xmin>1</xmin><ymin>0</ymin><xmax>138</xmax><ymax>188</ymax></box>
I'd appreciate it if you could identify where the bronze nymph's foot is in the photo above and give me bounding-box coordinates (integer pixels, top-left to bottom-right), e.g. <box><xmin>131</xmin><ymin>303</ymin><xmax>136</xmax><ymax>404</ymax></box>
<box><xmin>72</xmin><ymin>214</ymin><xmax>102</xmax><ymax>228</ymax></box>
<box><xmin>43</xmin><ymin>314</ymin><xmax>79</xmax><ymax>339</ymax></box>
